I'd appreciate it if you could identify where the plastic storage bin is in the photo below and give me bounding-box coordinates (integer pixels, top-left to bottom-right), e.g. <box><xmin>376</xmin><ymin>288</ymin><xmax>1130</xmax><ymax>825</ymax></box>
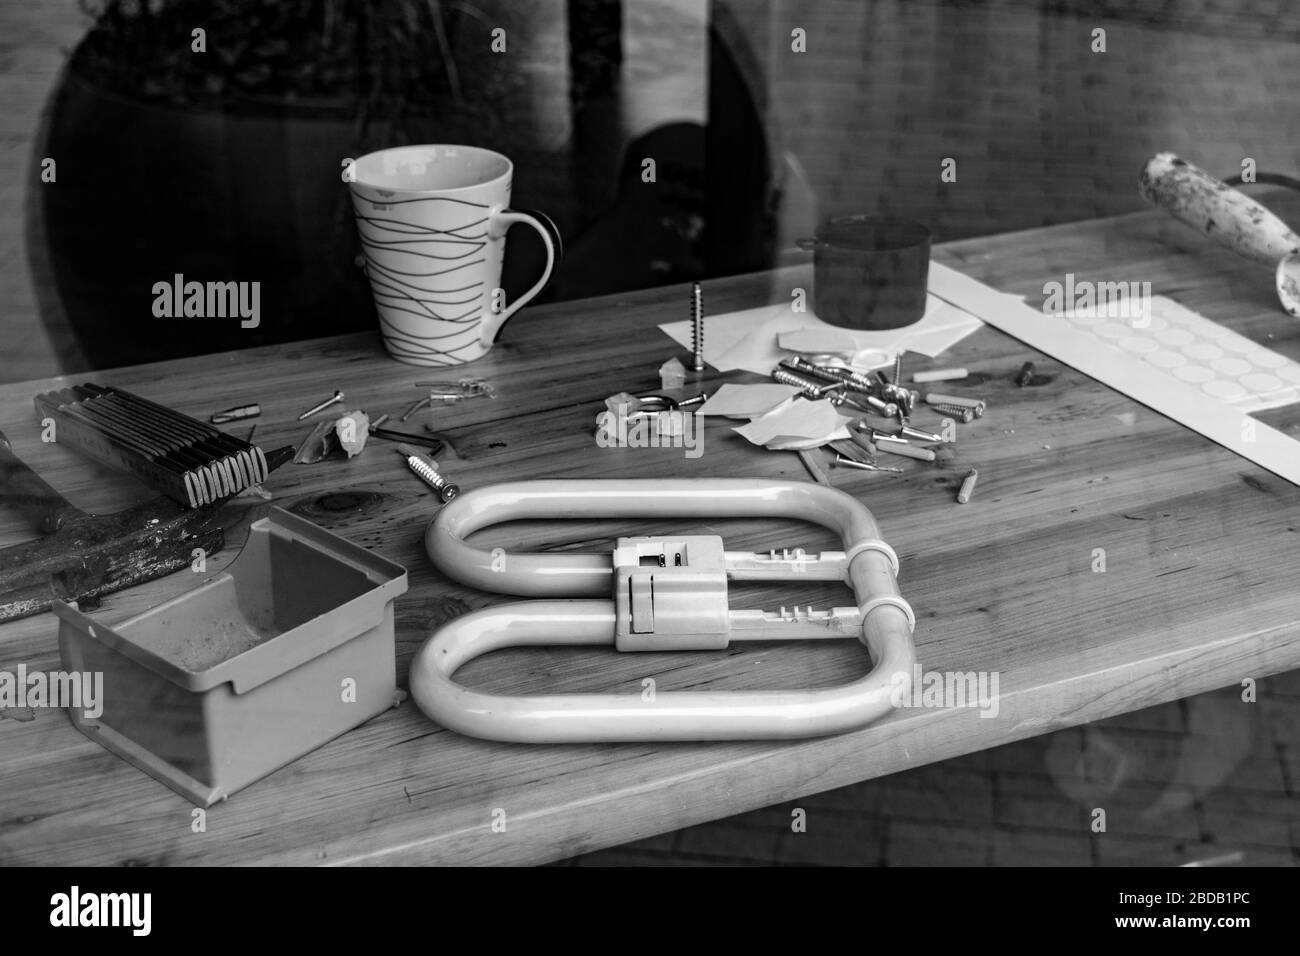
<box><xmin>54</xmin><ymin>507</ymin><xmax>408</xmax><ymax>806</ymax></box>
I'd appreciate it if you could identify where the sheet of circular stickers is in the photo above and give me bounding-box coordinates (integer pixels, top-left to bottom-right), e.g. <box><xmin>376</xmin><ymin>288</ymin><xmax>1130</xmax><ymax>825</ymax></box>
<box><xmin>1066</xmin><ymin>295</ymin><xmax>1300</xmax><ymax>413</ymax></box>
<box><xmin>928</xmin><ymin>261</ymin><xmax>1300</xmax><ymax>488</ymax></box>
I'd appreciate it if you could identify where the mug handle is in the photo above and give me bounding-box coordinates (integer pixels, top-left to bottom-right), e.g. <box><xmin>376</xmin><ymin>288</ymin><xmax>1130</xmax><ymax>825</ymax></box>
<box><xmin>479</xmin><ymin>206</ymin><xmax>561</xmax><ymax>347</ymax></box>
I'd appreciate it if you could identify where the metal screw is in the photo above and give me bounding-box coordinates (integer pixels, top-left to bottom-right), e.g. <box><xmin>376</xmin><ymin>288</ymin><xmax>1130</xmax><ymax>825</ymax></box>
<box><xmin>883</xmin><ymin>384</ymin><xmax>912</xmax><ymax>418</ymax></box>
<box><xmin>865</xmin><ymin>394</ymin><xmax>900</xmax><ymax>418</ymax></box>
<box><xmin>297</xmin><ymin>390</ymin><xmax>344</xmax><ymax>421</ymax></box>
<box><xmin>777</xmin><ymin>360</ymin><xmax>850</xmax><ymax>396</ymax></box>
<box><xmin>933</xmin><ymin>403</ymin><xmax>975</xmax><ymax>424</ymax></box>
<box><xmin>829</xmin><ymin>390</ymin><xmax>897</xmax><ymax>418</ymax></box>
<box><xmin>925</xmin><ymin>392</ymin><xmax>986</xmax><ymax>416</ymax></box>
<box><xmin>414</xmin><ymin>379</ymin><xmax>494</xmax><ymax>398</ymax></box>
<box><xmin>780</xmin><ymin>356</ymin><xmax>829</xmax><ymax>379</ymax></box>
<box><xmin>831</xmin><ymin>393</ymin><xmax>898</xmax><ymax>418</ymax></box>
<box><xmin>782</xmin><ymin>358</ymin><xmax>909</xmax><ymax>417</ymax></box>
<box><xmin>772</xmin><ymin>367</ymin><xmax>845</xmax><ymax>399</ymax></box>
<box><xmin>784</xmin><ymin>358</ymin><xmax>876</xmax><ymax>393</ymax></box>
<box><xmin>691</xmin><ymin>282</ymin><xmax>705</xmax><ymax>372</ymax></box>
<box><xmin>892</xmin><ymin>353</ymin><xmax>903</xmax><ymax>386</ymax></box>
<box><xmin>397</xmin><ymin>444</ymin><xmax>459</xmax><ymax>503</ymax></box>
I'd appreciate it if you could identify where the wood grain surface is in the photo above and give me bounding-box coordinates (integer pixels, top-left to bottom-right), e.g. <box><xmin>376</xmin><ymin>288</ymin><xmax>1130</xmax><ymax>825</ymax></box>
<box><xmin>2</xmin><ymin>196</ymin><xmax>1299</xmax><ymax>866</ymax></box>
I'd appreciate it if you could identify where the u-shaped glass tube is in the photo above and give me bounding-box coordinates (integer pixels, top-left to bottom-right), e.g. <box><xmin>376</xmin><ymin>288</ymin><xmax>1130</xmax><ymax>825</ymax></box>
<box><xmin>411</xmin><ymin>479</ymin><xmax>916</xmax><ymax>742</ymax></box>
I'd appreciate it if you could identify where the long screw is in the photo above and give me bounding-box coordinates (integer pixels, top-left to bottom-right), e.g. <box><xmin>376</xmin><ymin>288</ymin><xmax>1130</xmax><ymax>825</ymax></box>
<box><xmin>396</xmin><ymin>444</ymin><xmax>459</xmax><ymax>502</ymax></box>
<box><xmin>772</xmin><ymin>368</ymin><xmax>845</xmax><ymax>399</ymax></box>
<box><xmin>298</xmin><ymin>390</ymin><xmax>344</xmax><ymax>421</ymax></box>
<box><xmin>780</xmin><ymin>364</ymin><xmax>894</xmax><ymax>416</ymax></box>
<box><xmin>782</xmin><ymin>357</ymin><xmax>903</xmax><ymax>417</ymax></box>
<box><xmin>676</xmin><ymin>391</ymin><xmax>710</xmax><ymax>409</ymax></box>
<box><xmin>691</xmin><ymin>282</ymin><xmax>705</xmax><ymax>372</ymax></box>
<box><xmin>782</xmin><ymin>357</ymin><xmax>875</xmax><ymax>393</ymax></box>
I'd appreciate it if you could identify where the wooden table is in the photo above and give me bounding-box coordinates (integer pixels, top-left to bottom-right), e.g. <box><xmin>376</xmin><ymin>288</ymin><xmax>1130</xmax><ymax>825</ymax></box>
<box><xmin>3</xmin><ymin>197</ymin><xmax>1300</xmax><ymax>866</ymax></box>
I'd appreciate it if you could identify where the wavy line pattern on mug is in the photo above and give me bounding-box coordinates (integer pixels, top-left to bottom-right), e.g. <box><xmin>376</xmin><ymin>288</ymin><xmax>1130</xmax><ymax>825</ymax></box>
<box><xmin>354</xmin><ymin>193</ymin><xmax>491</xmax><ymax>364</ymax></box>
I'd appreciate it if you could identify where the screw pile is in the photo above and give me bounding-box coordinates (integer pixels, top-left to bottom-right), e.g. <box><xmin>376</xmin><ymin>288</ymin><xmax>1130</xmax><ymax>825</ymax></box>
<box><xmin>765</xmin><ymin>354</ymin><xmax>992</xmax><ymax>499</ymax></box>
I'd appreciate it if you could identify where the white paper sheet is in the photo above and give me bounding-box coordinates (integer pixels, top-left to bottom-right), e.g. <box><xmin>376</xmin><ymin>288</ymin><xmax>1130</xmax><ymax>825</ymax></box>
<box><xmin>659</xmin><ymin>295</ymin><xmax>983</xmax><ymax>375</ymax></box>
<box><xmin>928</xmin><ymin>261</ymin><xmax>1300</xmax><ymax>489</ymax></box>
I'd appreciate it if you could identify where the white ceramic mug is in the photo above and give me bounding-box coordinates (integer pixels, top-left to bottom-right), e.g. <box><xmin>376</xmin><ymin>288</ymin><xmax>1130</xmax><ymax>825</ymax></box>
<box><xmin>348</xmin><ymin>145</ymin><xmax>558</xmax><ymax>366</ymax></box>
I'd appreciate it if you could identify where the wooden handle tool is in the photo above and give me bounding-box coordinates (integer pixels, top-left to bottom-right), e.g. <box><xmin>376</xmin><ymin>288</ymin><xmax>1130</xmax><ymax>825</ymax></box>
<box><xmin>1139</xmin><ymin>152</ymin><xmax>1300</xmax><ymax>315</ymax></box>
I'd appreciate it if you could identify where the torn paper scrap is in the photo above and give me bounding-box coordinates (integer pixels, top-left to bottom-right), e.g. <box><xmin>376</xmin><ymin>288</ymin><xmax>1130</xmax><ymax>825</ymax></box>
<box><xmin>699</xmin><ymin>383</ymin><xmax>800</xmax><ymax>418</ymax></box>
<box><xmin>732</xmin><ymin>398</ymin><xmax>853</xmax><ymax>448</ymax></box>
<box><xmin>766</xmin><ymin>426</ymin><xmax>853</xmax><ymax>451</ymax></box>
<box><xmin>778</xmin><ymin>328</ymin><xmax>860</xmax><ymax>354</ymax></box>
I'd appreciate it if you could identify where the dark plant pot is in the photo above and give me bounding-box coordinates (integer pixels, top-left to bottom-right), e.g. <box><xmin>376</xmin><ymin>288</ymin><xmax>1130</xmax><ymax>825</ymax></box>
<box><xmin>40</xmin><ymin>66</ymin><xmax>425</xmax><ymax>368</ymax></box>
<box><xmin>798</xmin><ymin>216</ymin><xmax>931</xmax><ymax>331</ymax></box>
